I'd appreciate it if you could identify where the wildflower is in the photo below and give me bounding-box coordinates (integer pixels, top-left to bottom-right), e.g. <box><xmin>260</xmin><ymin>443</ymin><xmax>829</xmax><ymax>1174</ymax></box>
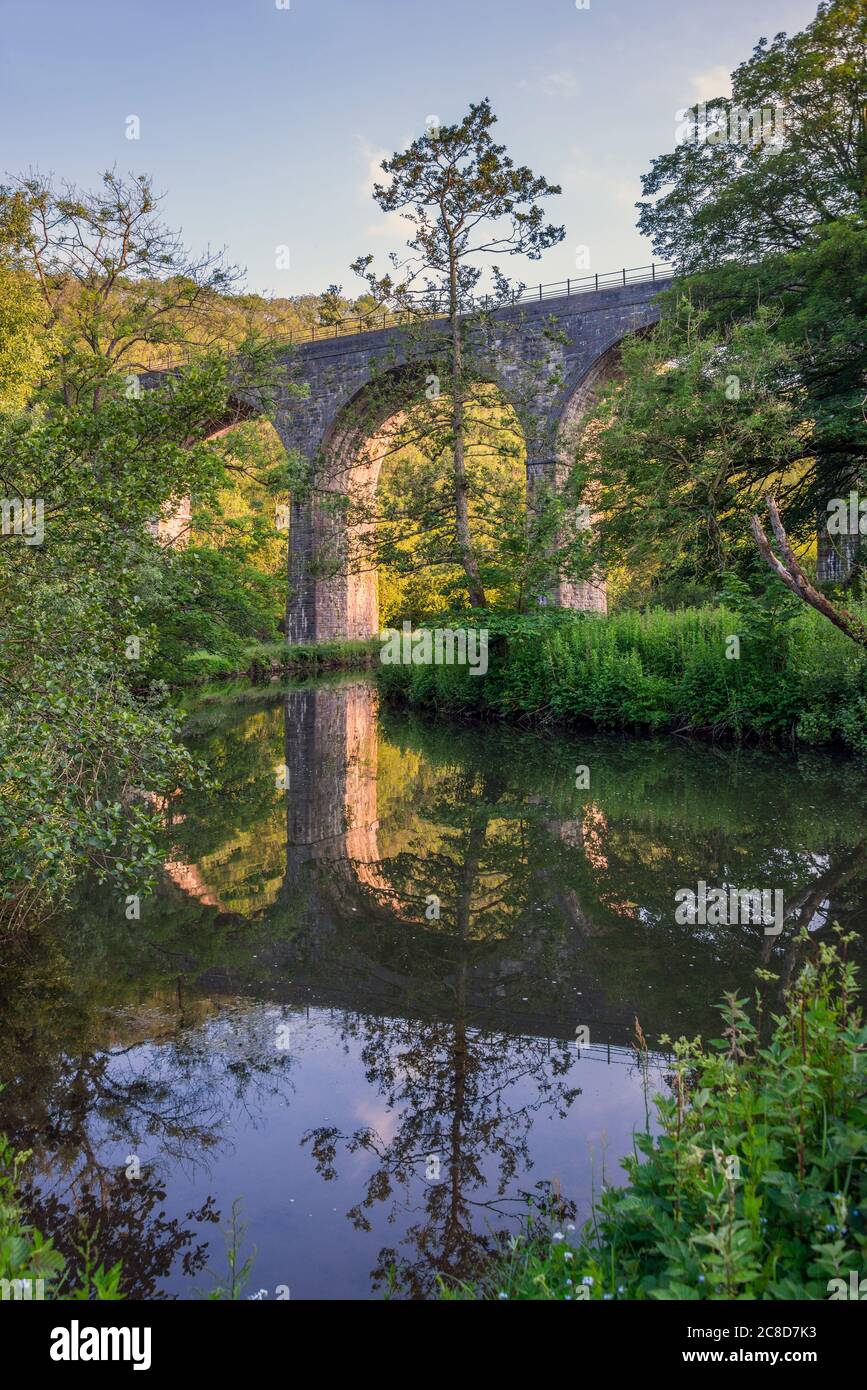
<box><xmin>582</xmin><ymin>1275</ymin><xmax>593</xmax><ymax>1286</ymax></box>
<box><xmin>552</xmin><ymin>1230</ymin><xmax>565</xmax><ymax>1242</ymax></box>
<box><xmin>498</xmin><ymin>1291</ymin><xmax>508</xmax><ymax>1300</ymax></box>
<box><xmin>564</xmin><ymin>1252</ymin><xmax>573</xmax><ymax>1262</ymax></box>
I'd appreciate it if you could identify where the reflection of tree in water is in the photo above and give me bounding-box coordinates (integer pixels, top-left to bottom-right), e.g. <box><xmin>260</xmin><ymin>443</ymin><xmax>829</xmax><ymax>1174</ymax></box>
<box><xmin>304</xmin><ymin>1016</ymin><xmax>578</xmax><ymax>1299</ymax></box>
<box><xmin>21</xmin><ymin>1175</ymin><xmax>219</xmax><ymax>1301</ymax></box>
<box><xmin>303</xmin><ymin>780</ymin><xmax>580</xmax><ymax>1298</ymax></box>
<box><xmin>0</xmin><ymin>929</ymin><xmax>296</xmax><ymax>1297</ymax></box>
<box><xmin>299</xmin><ymin>715</ymin><xmax>867</xmax><ymax>1297</ymax></box>
<box><xmin>423</xmin><ymin>734</ymin><xmax>867</xmax><ymax>1036</ymax></box>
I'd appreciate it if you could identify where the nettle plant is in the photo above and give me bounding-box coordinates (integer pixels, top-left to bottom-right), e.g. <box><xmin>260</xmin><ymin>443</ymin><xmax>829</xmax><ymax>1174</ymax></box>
<box><xmin>443</xmin><ymin>929</ymin><xmax>866</xmax><ymax>1300</ymax></box>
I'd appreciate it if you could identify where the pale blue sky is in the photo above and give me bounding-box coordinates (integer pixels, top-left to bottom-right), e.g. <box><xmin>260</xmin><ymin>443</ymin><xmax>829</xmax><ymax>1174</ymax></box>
<box><xmin>1</xmin><ymin>0</ymin><xmax>819</xmax><ymax>297</ymax></box>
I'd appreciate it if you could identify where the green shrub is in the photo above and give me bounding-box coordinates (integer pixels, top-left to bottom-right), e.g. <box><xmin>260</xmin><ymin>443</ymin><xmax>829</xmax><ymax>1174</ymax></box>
<box><xmin>440</xmin><ymin>931</ymin><xmax>867</xmax><ymax>1300</ymax></box>
<box><xmin>0</xmin><ymin>1134</ymin><xmax>123</xmax><ymax>1300</ymax></box>
<box><xmin>143</xmin><ymin>546</ymin><xmax>283</xmax><ymax>686</ymax></box>
<box><xmin>378</xmin><ymin>603</ymin><xmax>867</xmax><ymax>753</ymax></box>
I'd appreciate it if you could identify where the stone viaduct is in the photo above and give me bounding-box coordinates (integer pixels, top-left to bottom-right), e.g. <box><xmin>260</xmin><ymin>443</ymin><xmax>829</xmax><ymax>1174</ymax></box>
<box><xmin>160</xmin><ymin>272</ymin><xmax>673</xmax><ymax>641</ymax></box>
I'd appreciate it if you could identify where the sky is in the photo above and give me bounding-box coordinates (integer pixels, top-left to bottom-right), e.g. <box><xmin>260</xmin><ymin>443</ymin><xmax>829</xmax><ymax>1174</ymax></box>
<box><xmin>1</xmin><ymin>0</ymin><xmax>820</xmax><ymax>298</ymax></box>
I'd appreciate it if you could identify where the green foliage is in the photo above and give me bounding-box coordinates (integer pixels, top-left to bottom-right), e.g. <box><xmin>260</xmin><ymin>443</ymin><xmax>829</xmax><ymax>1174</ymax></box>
<box><xmin>376</xmin><ymin>386</ymin><xmax>527</xmax><ymax>624</ymax></box>
<box><xmin>576</xmin><ymin>301</ymin><xmax>819</xmax><ymax>586</ymax></box>
<box><xmin>377</xmin><ymin>599</ymin><xmax>867</xmax><ymax>751</ymax></box>
<box><xmin>0</xmin><ymin>263</ymin><xmax>54</xmax><ymax>409</ymax></box>
<box><xmin>0</xmin><ymin>1133</ymin><xmax>122</xmax><ymax>1300</ymax></box>
<box><xmin>637</xmin><ymin>0</ymin><xmax>866</xmax><ymax>270</ymax></box>
<box><xmin>0</xmin><ymin>169</ymin><xmax>241</xmax><ymax>408</ymax></box>
<box><xmin>0</xmin><ymin>359</ymin><xmax>257</xmax><ymax>934</ymax></box>
<box><xmin>598</xmin><ymin>2</ymin><xmax>867</xmax><ymax>602</ymax></box>
<box><xmin>441</xmin><ymin>932</ymin><xmax>867</xmax><ymax>1299</ymax></box>
<box><xmin>144</xmin><ymin>545</ymin><xmax>283</xmax><ymax>685</ymax></box>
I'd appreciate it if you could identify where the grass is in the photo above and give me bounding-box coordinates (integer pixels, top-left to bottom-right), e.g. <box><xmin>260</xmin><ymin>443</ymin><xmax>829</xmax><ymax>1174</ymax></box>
<box><xmin>178</xmin><ymin>636</ymin><xmax>378</xmax><ymax>684</ymax></box>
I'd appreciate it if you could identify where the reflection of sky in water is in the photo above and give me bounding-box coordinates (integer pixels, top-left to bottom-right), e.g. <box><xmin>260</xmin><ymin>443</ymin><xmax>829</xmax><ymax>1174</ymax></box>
<box><xmin>49</xmin><ymin>1006</ymin><xmax>666</xmax><ymax>1301</ymax></box>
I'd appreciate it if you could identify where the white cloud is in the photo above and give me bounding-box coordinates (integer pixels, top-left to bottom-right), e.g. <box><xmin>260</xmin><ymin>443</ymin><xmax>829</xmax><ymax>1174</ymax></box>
<box><xmin>561</xmin><ymin>156</ymin><xmax>636</xmax><ymax>209</ymax></box>
<box><xmin>352</xmin><ymin>1098</ymin><xmax>399</xmax><ymax>1143</ymax></box>
<box><xmin>354</xmin><ymin>135</ymin><xmax>407</xmax><ymax>240</ymax></box>
<box><xmin>688</xmin><ymin>65</ymin><xmax>732</xmax><ymax>102</ymax></box>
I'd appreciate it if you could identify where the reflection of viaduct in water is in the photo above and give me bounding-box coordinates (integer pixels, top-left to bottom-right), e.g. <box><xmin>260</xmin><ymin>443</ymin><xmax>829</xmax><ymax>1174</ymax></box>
<box><xmin>280</xmin><ymin>680</ymin><xmax>618</xmax><ymax>932</ymax></box>
<box><xmin>163</xmin><ymin>681</ymin><xmax>643</xmax><ymax>1043</ymax></box>
<box><xmin>282</xmin><ymin>681</ymin><xmax>409</xmax><ymax>914</ymax></box>
<box><xmin>149</xmin><ymin>683</ymin><xmax>867</xmax><ymax>1057</ymax></box>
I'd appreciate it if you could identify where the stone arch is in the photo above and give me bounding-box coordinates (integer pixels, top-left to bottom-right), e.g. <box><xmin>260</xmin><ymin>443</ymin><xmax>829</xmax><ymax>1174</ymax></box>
<box><xmin>138</xmin><ymin>278</ymin><xmax>672</xmax><ymax>640</ymax></box>
<box><xmin>557</xmin><ymin>339</ymin><xmax>626</xmax><ymax>446</ymax></box>
<box><xmin>542</xmin><ymin>328</ymin><xmax>654</xmax><ymax>613</ymax></box>
<box><xmin>148</xmin><ymin>390</ymin><xmax>265</xmax><ymax>546</ymax></box>
<box><xmin>294</xmin><ymin>361</ymin><xmax>526</xmax><ymax>641</ymax></box>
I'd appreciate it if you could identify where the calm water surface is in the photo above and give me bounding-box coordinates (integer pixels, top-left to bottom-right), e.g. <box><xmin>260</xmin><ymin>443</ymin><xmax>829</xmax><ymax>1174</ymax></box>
<box><xmin>4</xmin><ymin>676</ymin><xmax>867</xmax><ymax>1299</ymax></box>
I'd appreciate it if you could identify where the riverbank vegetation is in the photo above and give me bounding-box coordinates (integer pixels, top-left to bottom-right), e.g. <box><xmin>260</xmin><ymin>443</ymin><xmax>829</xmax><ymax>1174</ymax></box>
<box><xmin>377</xmin><ymin>598</ymin><xmax>867</xmax><ymax>753</ymax></box>
<box><xmin>0</xmin><ymin>1133</ymin><xmax>123</xmax><ymax>1300</ymax></box>
<box><xmin>440</xmin><ymin>932</ymin><xmax>867</xmax><ymax>1300</ymax></box>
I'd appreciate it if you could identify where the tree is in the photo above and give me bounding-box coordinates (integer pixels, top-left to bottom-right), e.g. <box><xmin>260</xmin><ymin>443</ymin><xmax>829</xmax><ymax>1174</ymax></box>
<box><xmin>0</xmin><ymin>354</ymin><xmax>270</xmax><ymax>935</ymax></box>
<box><xmin>750</xmin><ymin>495</ymin><xmax>867</xmax><ymax>647</ymax></box>
<box><xmin>351</xmin><ymin>98</ymin><xmax>565</xmax><ymax>608</ymax></box>
<box><xmin>0</xmin><ymin>169</ymin><xmax>241</xmax><ymax>408</ymax></box>
<box><xmin>578</xmin><ymin>1</ymin><xmax>867</xmax><ymax>616</ymax></box>
<box><xmin>573</xmin><ymin>303</ymin><xmax>813</xmax><ymax>593</ymax></box>
<box><xmin>637</xmin><ymin>0</ymin><xmax>867</xmax><ymax>271</ymax></box>
<box><xmin>0</xmin><ymin>256</ymin><xmax>54</xmax><ymax>410</ymax></box>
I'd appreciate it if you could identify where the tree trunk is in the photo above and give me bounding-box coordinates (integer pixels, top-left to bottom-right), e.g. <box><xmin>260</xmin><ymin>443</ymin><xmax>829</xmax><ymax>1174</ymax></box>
<box><xmin>448</xmin><ymin>250</ymin><xmax>486</xmax><ymax>609</ymax></box>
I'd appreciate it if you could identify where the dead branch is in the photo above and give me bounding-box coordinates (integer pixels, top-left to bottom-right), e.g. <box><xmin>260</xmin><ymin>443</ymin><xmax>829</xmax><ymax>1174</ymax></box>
<box><xmin>749</xmin><ymin>495</ymin><xmax>867</xmax><ymax>648</ymax></box>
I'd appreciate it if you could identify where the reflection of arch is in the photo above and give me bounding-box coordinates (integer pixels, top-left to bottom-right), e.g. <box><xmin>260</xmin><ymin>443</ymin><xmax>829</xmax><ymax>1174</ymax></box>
<box><xmin>158</xmin><ymin>683</ymin><xmax>408</xmax><ymax>920</ymax></box>
<box><xmin>281</xmin><ymin>680</ymin><xmax>421</xmax><ymax>919</ymax></box>
<box><xmin>163</xmin><ymin>857</ymin><xmax>225</xmax><ymax>909</ymax></box>
<box><xmin>150</xmin><ymin>793</ymin><xmax>228</xmax><ymax>909</ymax></box>
<box><xmin>165</xmin><ymin>682</ymin><xmax>619</xmax><ymax>942</ymax></box>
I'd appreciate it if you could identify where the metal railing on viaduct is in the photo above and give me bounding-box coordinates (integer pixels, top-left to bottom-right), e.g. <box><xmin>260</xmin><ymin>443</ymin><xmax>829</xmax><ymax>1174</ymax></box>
<box><xmin>293</xmin><ymin>261</ymin><xmax>676</xmax><ymax>344</ymax></box>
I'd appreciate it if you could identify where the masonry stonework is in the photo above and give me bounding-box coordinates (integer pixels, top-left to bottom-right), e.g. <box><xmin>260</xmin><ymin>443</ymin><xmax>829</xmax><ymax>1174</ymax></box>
<box><xmin>206</xmin><ymin>279</ymin><xmax>672</xmax><ymax>641</ymax></box>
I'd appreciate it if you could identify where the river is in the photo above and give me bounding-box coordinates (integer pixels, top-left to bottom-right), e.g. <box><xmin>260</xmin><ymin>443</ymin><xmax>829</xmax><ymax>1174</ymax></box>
<box><xmin>3</xmin><ymin>675</ymin><xmax>866</xmax><ymax>1299</ymax></box>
